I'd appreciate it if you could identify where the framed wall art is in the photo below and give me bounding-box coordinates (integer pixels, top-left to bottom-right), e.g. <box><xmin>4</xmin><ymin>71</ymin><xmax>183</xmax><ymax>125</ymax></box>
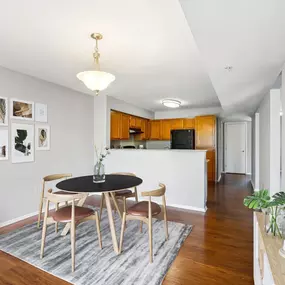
<box><xmin>11</xmin><ymin>123</ymin><xmax>34</xmax><ymax>163</ymax></box>
<box><xmin>0</xmin><ymin>97</ymin><xmax>8</xmax><ymax>126</ymax></box>
<box><xmin>35</xmin><ymin>124</ymin><xmax>50</xmax><ymax>151</ymax></box>
<box><xmin>35</xmin><ymin>103</ymin><xmax>48</xmax><ymax>123</ymax></box>
<box><xmin>11</xmin><ymin>99</ymin><xmax>34</xmax><ymax>121</ymax></box>
<box><xmin>0</xmin><ymin>129</ymin><xmax>8</xmax><ymax>160</ymax></box>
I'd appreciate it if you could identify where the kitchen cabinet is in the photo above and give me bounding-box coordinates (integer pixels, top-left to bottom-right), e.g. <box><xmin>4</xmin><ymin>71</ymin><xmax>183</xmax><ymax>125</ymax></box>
<box><xmin>130</xmin><ymin>116</ymin><xmax>136</xmax><ymax>128</ymax></box>
<box><xmin>195</xmin><ymin>115</ymin><xmax>216</xmax><ymax>149</ymax></box>
<box><xmin>161</xmin><ymin>120</ymin><xmax>172</xmax><ymax>140</ymax></box>
<box><xmin>110</xmin><ymin>111</ymin><xmax>121</xmax><ymax>140</ymax></box>
<box><xmin>171</xmin><ymin>119</ymin><xmax>183</xmax><ymax>130</ymax></box>
<box><xmin>110</xmin><ymin>111</ymin><xmax>130</xmax><ymax>140</ymax></box>
<box><xmin>137</xmin><ymin>119</ymin><xmax>149</xmax><ymax>140</ymax></box>
<box><xmin>121</xmin><ymin>113</ymin><xmax>130</xmax><ymax>139</ymax></box>
<box><xmin>183</xmin><ymin>118</ymin><xmax>195</xmax><ymax>129</ymax></box>
<box><xmin>150</xmin><ymin>120</ymin><xmax>161</xmax><ymax>140</ymax></box>
<box><xmin>160</xmin><ymin>119</ymin><xmax>184</xmax><ymax>140</ymax></box>
<box><xmin>130</xmin><ymin>116</ymin><xmax>142</xmax><ymax>128</ymax></box>
<box><xmin>206</xmin><ymin>150</ymin><xmax>216</xmax><ymax>182</ymax></box>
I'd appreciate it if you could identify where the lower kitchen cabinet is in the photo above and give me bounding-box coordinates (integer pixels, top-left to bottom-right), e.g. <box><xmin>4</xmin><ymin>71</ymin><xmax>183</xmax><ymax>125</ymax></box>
<box><xmin>206</xmin><ymin>150</ymin><xmax>216</xmax><ymax>182</ymax></box>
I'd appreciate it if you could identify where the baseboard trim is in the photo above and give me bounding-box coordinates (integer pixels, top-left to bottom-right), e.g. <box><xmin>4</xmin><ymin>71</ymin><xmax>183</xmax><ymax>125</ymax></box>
<box><xmin>167</xmin><ymin>204</ymin><xmax>207</xmax><ymax>213</ymax></box>
<box><xmin>0</xmin><ymin>205</ymin><xmax>55</xmax><ymax>228</ymax></box>
<box><xmin>246</xmin><ymin>173</ymin><xmax>252</xmax><ymax>175</ymax></box>
<box><xmin>217</xmin><ymin>174</ymin><xmax>222</xmax><ymax>182</ymax></box>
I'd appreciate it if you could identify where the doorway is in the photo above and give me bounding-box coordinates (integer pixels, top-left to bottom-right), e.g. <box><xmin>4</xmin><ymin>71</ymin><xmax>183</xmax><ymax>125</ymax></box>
<box><xmin>225</xmin><ymin>122</ymin><xmax>247</xmax><ymax>174</ymax></box>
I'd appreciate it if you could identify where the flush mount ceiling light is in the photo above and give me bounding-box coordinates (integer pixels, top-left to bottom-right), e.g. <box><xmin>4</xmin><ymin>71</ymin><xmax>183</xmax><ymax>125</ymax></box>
<box><xmin>162</xmin><ymin>99</ymin><xmax>181</xmax><ymax>108</ymax></box>
<box><xmin>77</xmin><ymin>33</ymin><xmax>115</xmax><ymax>95</ymax></box>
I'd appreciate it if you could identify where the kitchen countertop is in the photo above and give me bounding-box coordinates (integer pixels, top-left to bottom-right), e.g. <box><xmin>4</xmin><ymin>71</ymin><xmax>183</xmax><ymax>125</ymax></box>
<box><xmin>110</xmin><ymin>149</ymin><xmax>207</xmax><ymax>152</ymax></box>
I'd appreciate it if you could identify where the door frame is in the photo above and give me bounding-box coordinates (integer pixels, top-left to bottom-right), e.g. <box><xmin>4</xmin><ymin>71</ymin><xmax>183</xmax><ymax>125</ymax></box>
<box><xmin>224</xmin><ymin>121</ymin><xmax>247</xmax><ymax>174</ymax></box>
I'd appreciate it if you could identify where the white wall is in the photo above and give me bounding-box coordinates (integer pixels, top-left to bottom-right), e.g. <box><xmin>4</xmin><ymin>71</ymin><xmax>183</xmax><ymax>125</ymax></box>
<box><xmin>258</xmin><ymin>89</ymin><xmax>280</xmax><ymax>195</ymax></box>
<box><xmin>246</xmin><ymin>121</ymin><xmax>252</xmax><ymax>174</ymax></box>
<box><xmin>281</xmin><ymin>66</ymin><xmax>285</xmax><ymax>190</ymax></box>
<box><xmin>216</xmin><ymin>118</ymin><xmax>224</xmax><ymax>180</ymax></box>
<box><xmin>155</xmin><ymin>106</ymin><xmax>222</xmax><ymax>119</ymax></box>
<box><xmin>0</xmin><ymin>67</ymin><xmax>94</xmax><ymax>225</ymax></box>
<box><xmin>106</xmin><ymin>149</ymin><xmax>207</xmax><ymax>211</ymax></box>
<box><xmin>251</xmin><ymin>113</ymin><xmax>260</xmax><ymax>190</ymax></box>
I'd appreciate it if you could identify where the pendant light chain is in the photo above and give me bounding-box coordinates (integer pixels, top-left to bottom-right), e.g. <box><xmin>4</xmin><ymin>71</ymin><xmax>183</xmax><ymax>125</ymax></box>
<box><xmin>93</xmin><ymin>38</ymin><xmax>101</xmax><ymax>71</ymax></box>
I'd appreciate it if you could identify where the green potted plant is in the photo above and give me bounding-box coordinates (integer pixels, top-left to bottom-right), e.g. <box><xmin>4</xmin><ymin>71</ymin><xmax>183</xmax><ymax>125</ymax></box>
<box><xmin>244</xmin><ymin>190</ymin><xmax>285</xmax><ymax>238</ymax></box>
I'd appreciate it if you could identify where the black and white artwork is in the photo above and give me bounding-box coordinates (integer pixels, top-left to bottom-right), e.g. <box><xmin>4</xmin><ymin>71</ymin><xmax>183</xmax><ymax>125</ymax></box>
<box><xmin>11</xmin><ymin>123</ymin><xmax>34</xmax><ymax>163</ymax></box>
<box><xmin>11</xmin><ymin>99</ymin><xmax>34</xmax><ymax>121</ymax></box>
<box><xmin>0</xmin><ymin>130</ymin><xmax>8</xmax><ymax>160</ymax></box>
<box><xmin>35</xmin><ymin>125</ymin><xmax>50</xmax><ymax>150</ymax></box>
<box><xmin>35</xmin><ymin>103</ymin><xmax>48</xmax><ymax>123</ymax></box>
<box><xmin>0</xmin><ymin>97</ymin><xmax>8</xmax><ymax>126</ymax></box>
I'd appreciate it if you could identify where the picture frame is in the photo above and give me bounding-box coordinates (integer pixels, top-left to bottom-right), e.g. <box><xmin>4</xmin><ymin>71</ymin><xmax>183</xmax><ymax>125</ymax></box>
<box><xmin>11</xmin><ymin>123</ymin><xmax>34</xmax><ymax>163</ymax></box>
<box><xmin>0</xmin><ymin>97</ymin><xmax>8</xmax><ymax>126</ymax></box>
<box><xmin>35</xmin><ymin>124</ymin><xmax>50</xmax><ymax>151</ymax></box>
<box><xmin>0</xmin><ymin>129</ymin><xmax>8</xmax><ymax>160</ymax></box>
<box><xmin>35</xmin><ymin>103</ymin><xmax>48</xmax><ymax>123</ymax></box>
<box><xmin>10</xmin><ymin>98</ymin><xmax>34</xmax><ymax>121</ymax></box>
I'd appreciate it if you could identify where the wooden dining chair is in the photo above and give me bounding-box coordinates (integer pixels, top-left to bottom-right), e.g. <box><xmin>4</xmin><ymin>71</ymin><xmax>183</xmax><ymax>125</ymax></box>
<box><xmin>119</xmin><ymin>183</ymin><xmax>168</xmax><ymax>263</ymax></box>
<box><xmin>37</xmin><ymin>174</ymin><xmax>88</xmax><ymax>228</ymax></box>
<box><xmin>40</xmin><ymin>189</ymin><xmax>102</xmax><ymax>272</ymax></box>
<box><xmin>99</xmin><ymin>172</ymin><xmax>138</xmax><ymax>221</ymax></box>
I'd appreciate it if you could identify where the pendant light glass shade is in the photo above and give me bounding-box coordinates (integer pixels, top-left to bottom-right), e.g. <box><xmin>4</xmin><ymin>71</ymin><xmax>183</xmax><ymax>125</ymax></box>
<box><xmin>76</xmin><ymin>70</ymin><xmax>115</xmax><ymax>93</ymax></box>
<box><xmin>77</xmin><ymin>33</ymin><xmax>115</xmax><ymax>95</ymax></box>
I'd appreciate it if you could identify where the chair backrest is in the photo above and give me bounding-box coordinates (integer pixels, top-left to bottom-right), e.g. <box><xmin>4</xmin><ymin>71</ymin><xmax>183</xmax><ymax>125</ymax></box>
<box><xmin>141</xmin><ymin>183</ymin><xmax>166</xmax><ymax>197</ymax></box>
<box><xmin>43</xmin><ymin>173</ymin><xmax>72</xmax><ymax>182</ymax></box>
<box><xmin>45</xmin><ymin>189</ymin><xmax>87</xmax><ymax>204</ymax></box>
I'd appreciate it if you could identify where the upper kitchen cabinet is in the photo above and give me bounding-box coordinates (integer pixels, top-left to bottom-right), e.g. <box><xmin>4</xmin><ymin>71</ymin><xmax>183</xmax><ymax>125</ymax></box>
<box><xmin>195</xmin><ymin>115</ymin><xmax>216</xmax><ymax>149</ymax></box>
<box><xmin>129</xmin><ymin>116</ymin><xmax>136</xmax><ymax>128</ymax></box>
<box><xmin>171</xmin><ymin>119</ymin><xmax>183</xmax><ymax>130</ymax></box>
<box><xmin>110</xmin><ymin>111</ymin><xmax>130</xmax><ymax>140</ymax></box>
<box><xmin>183</xmin><ymin>118</ymin><xmax>195</xmax><ymax>129</ymax></box>
<box><xmin>137</xmin><ymin>118</ymin><xmax>149</xmax><ymax>140</ymax></box>
<box><xmin>161</xmin><ymin>120</ymin><xmax>172</xmax><ymax>140</ymax></box>
<box><xmin>160</xmin><ymin>119</ymin><xmax>183</xmax><ymax>140</ymax></box>
<box><xmin>121</xmin><ymin>113</ymin><xmax>130</xmax><ymax>140</ymax></box>
<box><xmin>149</xmin><ymin>120</ymin><xmax>161</xmax><ymax>140</ymax></box>
<box><xmin>130</xmin><ymin>116</ymin><xmax>142</xmax><ymax>128</ymax></box>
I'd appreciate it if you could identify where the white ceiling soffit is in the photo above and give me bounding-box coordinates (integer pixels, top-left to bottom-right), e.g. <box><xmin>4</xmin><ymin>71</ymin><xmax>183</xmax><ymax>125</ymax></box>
<box><xmin>179</xmin><ymin>0</ymin><xmax>285</xmax><ymax>114</ymax></box>
<box><xmin>0</xmin><ymin>0</ymin><xmax>220</xmax><ymax>112</ymax></box>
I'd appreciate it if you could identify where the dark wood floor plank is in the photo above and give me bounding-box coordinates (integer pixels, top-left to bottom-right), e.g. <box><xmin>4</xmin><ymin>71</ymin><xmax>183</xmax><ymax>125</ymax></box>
<box><xmin>0</xmin><ymin>174</ymin><xmax>254</xmax><ymax>284</ymax></box>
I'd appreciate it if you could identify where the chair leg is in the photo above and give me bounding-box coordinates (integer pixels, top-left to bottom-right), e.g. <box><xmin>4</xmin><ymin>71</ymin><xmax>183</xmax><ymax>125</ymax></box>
<box><xmin>71</xmin><ymin>219</ymin><xmax>76</xmax><ymax>272</ymax></box>
<box><xmin>119</xmin><ymin>212</ymin><xmax>126</xmax><ymax>254</ymax></box>
<box><xmin>37</xmin><ymin>193</ymin><xmax>44</xmax><ymax>228</ymax></box>
<box><xmin>148</xmin><ymin>217</ymin><xmax>153</xmax><ymax>263</ymax></box>
<box><xmin>95</xmin><ymin>212</ymin><xmax>102</xmax><ymax>249</ymax></box>
<box><xmin>164</xmin><ymin>215</ymin><xmax>168</xmax><ymax>240</ymax></box>
<box><xmin>139</xmin><ymin>221</ymin><xmax>143</xmax><ymax>233</ymax></box>
<box><xmin>99</xmin><ymin>194</ymin><xmax>105</xmax><ymax>221</ymax></box>
<box><xmin>55</xmin><ymin>203</ymin><xmax>59</xmax><ymax>233</ymax></box>
<box><xmin>40</xmin><ymin>201</ymin><xmax>49</xmax><ymax>259</ymax></box>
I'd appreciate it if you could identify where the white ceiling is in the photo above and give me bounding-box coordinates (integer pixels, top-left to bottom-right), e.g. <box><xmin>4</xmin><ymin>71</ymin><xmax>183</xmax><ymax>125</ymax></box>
<box><xmin>0</xmin><ymin>0</ymin><xmax>220</xmax><ymax>112</ymax></box>
<box><xmin>179</xmin><ymin>0</ymin><xmax>285</xmax><ymax>114</ymax></box>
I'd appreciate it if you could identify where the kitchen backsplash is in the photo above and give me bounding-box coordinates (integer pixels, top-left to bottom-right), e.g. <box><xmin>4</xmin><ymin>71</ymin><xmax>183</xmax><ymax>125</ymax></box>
<box><xmin>146</xmin><ymin>140</ymin><xmax>171</xmax><ymax>149</ymax></box>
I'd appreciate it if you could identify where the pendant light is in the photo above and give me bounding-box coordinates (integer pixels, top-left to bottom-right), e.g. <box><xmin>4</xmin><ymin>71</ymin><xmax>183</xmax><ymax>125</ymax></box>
<box><xmin>77</xmin><ymin>33</ymin><xmax>115</xmax><ymax>95</ymax></box>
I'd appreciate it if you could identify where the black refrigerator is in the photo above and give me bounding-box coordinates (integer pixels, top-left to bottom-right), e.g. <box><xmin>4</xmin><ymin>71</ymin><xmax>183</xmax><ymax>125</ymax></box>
<box><xmin>171</xmin><ymin>129</ymin><xmax>195</xmax><ymax>149</ymax></box>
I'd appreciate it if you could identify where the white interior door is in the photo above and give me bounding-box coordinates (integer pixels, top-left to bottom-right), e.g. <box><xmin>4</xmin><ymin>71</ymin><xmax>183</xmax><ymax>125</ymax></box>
<box><xmin>225</xmin><ymin>122</ymin><xmax>246</xmax><ymax>174</ymax></box>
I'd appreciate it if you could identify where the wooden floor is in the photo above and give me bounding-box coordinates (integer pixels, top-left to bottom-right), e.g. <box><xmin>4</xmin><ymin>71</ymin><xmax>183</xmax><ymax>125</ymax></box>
<box><xmin>0</xmin><ymin>174</ymin><xmax>254</xmax><ymax>285</ymax></box>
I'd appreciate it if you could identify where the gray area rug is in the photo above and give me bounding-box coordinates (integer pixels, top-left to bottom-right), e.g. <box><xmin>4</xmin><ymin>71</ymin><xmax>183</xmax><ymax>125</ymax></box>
<box><xmin>0</xmin><ymin>207</ymin><xmax>192</xmax><ymax>285</ymax></box>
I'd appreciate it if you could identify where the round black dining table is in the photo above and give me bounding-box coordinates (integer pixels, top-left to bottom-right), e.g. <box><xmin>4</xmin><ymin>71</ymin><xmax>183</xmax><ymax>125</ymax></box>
<box><xmin>56</xmin><ymin>174</ymin><xmax>143</xmax><ymax>254</ymax></box>
<box><xmin>56</xmin><ymin>174</ymin><xmax>143</xmax><ymax>193</ymax></box>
